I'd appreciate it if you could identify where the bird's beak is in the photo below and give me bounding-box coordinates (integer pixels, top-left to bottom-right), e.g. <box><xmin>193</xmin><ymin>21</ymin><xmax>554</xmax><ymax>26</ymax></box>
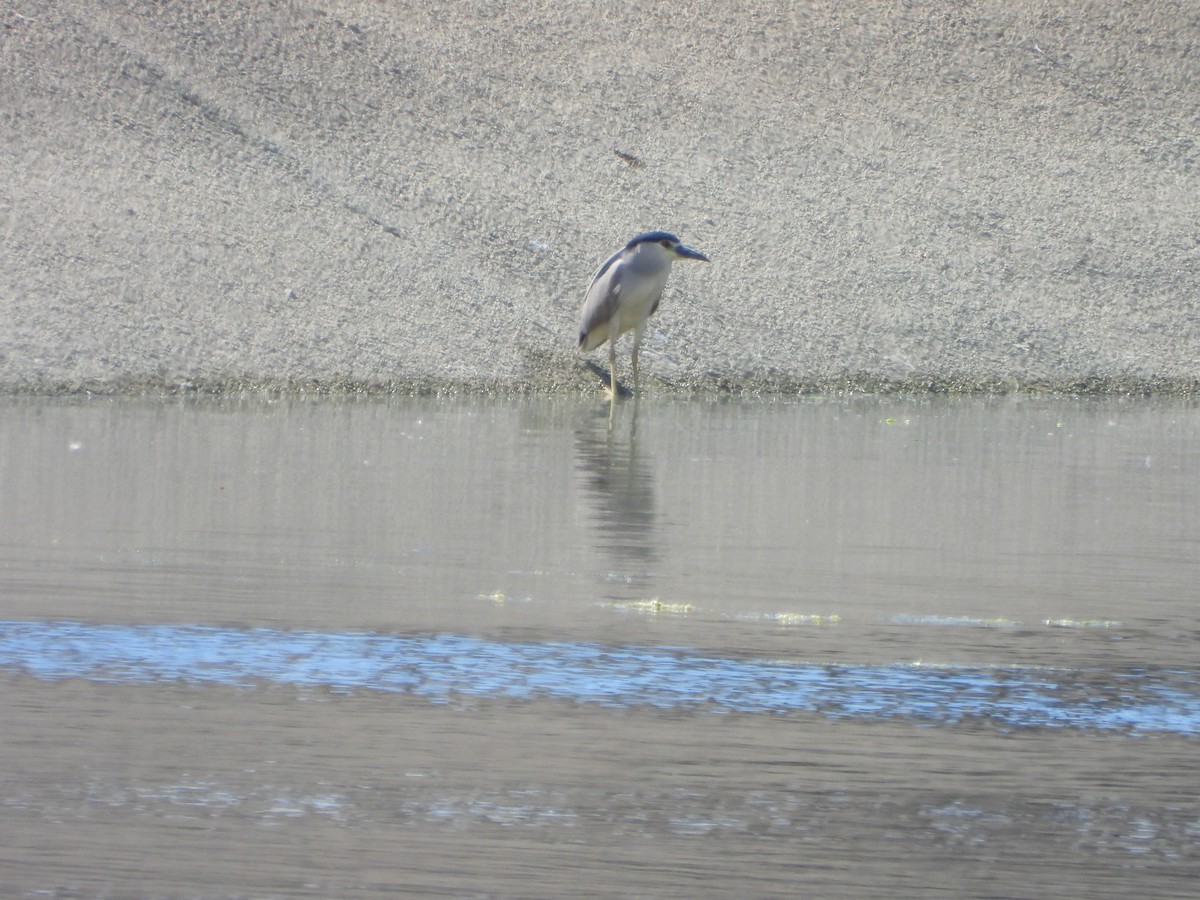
<box><xmin>675</xmin><ymin>244</ymin><xmax>710</xmax><ymax>262</ymax></box>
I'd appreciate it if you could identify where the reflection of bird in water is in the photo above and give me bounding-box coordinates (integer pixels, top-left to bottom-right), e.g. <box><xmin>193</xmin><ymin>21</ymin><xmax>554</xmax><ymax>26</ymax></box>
<box><xmin>578</xmin><ymin>232</ymin><xmax>709</xmax><ymax>399</ymax></box>
<box><xmin>573</xmin><ymin>405</ymin><xmax>660</xmax><ymax>593</ymax></box>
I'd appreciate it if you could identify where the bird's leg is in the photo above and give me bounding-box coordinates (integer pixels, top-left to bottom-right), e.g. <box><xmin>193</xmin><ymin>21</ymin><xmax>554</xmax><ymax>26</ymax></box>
<box><xmin>608</xmin><ymin>328</ymin><xmax>619</xmax><ymax>399</ymax></box>
<box><xmin>607</xmin><ymin>334</ymin><xmax>618</xmax><ymax>426</ymax></box>
<box><xmin>631</xmin><ymin>325</ymin><xmax>644</xmax><ymax>396</ymax></box>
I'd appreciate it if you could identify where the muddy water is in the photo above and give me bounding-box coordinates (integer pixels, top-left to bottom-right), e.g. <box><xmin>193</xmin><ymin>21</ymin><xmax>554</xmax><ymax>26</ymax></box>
<box><xmin>1</xmin><ymin>395</ymin><xmax>1198</xmax><ymax>897</ymax></box>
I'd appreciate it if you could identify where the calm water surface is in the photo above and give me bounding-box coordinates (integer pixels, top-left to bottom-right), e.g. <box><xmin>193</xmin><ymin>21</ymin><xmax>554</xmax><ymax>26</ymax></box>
<box><xmin>1</xmin><ymin>394</ymin><xmax>1198</xmax><ymax>897</ymax></box>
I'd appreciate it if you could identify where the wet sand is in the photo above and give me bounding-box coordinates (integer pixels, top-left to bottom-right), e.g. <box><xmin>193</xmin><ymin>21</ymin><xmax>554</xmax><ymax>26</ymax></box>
<box><xmin>2</xmin><ymin>1</ymin><xmax>1198</xmax><ymax>396</ymax></box>
<box><xmin>4</xmin><ymin>678</ymin><xmax>1197</xmax><ymax>898</ymax></box>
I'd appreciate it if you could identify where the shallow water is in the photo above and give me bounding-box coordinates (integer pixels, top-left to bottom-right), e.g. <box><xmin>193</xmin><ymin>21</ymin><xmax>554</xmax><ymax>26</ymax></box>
<box><xmin>1</xmin><ymin>394</ymin><xmax>1198</xmax><ymax>897</ymax></box>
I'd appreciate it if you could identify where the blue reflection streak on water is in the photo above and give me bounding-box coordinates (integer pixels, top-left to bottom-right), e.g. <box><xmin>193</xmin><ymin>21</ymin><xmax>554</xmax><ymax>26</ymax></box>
<box><xmin>1</xmin><ymin>621</ymin><xmax>1197</xmax><ymax>734</ymax></box>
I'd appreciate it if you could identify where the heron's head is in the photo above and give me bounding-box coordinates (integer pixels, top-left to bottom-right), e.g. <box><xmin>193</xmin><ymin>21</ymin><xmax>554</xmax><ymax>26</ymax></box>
<box><xmin>625</xmin><ymin>231</ymin><xmax>710</xmax><ymax>264</ymax></box>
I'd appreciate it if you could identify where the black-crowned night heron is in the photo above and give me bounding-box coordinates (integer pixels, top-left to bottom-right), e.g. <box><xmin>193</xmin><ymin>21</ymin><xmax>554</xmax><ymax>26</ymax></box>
<box><xmin>578</xmin><ymin>231</ymin><xmax>709</xmax><ymax>397</ymax></box>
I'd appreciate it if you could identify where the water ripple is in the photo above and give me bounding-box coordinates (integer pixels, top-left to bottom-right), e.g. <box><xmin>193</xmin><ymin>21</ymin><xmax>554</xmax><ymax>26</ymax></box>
<box><xmin>1</xmin><ymin>621</ymin><xmax>1196</xmax><ymax>734</ymax></box>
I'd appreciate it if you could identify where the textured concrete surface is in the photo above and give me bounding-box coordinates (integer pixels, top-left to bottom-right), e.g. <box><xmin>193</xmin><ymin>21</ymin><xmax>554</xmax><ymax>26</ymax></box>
<box><xmin>2</xmin><ymin>0</ymin><xmax>1198</xmax><ymax>396</ymax></box>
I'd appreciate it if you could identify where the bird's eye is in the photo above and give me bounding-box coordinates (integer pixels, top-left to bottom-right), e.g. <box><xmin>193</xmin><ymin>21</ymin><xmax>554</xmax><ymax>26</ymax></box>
<box><xmin>660</xmin><ymin>239</ymin><xmax>671</xmax><ymax>248</ymax></box>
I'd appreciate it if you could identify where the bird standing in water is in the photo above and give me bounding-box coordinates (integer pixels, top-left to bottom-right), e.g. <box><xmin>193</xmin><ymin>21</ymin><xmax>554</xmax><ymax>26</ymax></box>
<box><xmin>578</xmin><ymin>231</ymin><xmax>709</xmax><ymax>398</ymax></box>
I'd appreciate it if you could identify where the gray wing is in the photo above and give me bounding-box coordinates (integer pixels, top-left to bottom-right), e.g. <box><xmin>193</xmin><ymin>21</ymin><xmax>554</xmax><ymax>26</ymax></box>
<box><xmin>578</xmin><ymin>250</ymin><xmax>625</xmax><ymax>351</ymax></box>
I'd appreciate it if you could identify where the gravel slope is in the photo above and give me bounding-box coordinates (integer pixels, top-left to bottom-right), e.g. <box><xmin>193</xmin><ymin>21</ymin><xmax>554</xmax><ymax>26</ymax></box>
<box><xmin>2</xmin><ymin>0</ymin><xmax>1197</xmax><ymax>395</ymax></box>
